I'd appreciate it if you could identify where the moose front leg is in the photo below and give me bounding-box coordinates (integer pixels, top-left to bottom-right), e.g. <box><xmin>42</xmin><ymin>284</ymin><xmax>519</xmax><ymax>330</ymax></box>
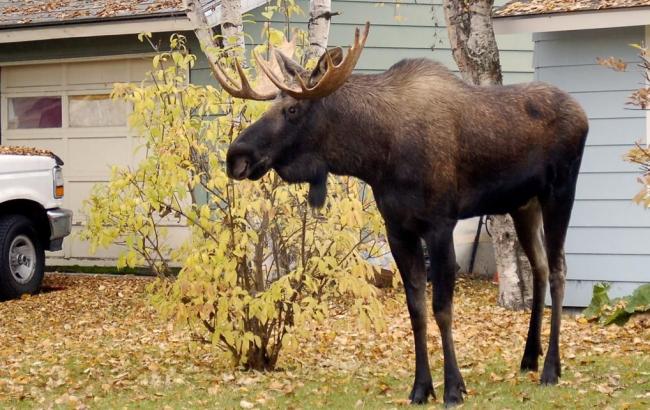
<box><xmin>425</xmin><ymin>223</ymin><xmax>466</xmax><ymax>406</ymax></box>
<box><xmin>386</xmin><ymin>225</ymin><xmax>435</xmax><ymax>404</ymax></box>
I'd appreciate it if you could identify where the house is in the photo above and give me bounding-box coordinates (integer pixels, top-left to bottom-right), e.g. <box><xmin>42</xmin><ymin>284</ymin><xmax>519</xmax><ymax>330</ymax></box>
<box><xmin>494</xmin><ymin>0</ymin><xmax>650</xmax><ymax>306</ymax></box>
<box><xmin>0</xmin><ymin>0</ymin><xmax>533</xmax><ymax>274</ymax></box>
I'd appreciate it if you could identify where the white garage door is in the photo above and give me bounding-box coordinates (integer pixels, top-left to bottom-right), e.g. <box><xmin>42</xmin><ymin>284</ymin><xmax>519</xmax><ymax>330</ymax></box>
<box><xmin>0</xmin><ymin>56</ymin><xmax>186</xmax><ymax>265</ymax></box>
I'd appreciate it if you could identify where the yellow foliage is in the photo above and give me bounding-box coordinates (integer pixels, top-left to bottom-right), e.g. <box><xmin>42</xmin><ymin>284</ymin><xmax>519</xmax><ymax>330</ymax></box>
<box><xmin>80</xmin><ymin>33</ymin><xmax>393</xmax><ymax>370</ymax></box>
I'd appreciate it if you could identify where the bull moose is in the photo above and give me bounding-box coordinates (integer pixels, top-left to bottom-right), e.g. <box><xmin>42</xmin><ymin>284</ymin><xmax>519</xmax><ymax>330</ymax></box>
<box><xmin>210</xmin><ymin>23</ymin><xmax>588</xmax><ymax>406</ymax></box>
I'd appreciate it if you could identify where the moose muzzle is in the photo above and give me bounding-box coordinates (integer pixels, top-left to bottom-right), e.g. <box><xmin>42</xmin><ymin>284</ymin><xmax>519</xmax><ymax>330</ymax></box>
<box><xmin>226</xmin><ymin>143</ymin><xmax>271</xmax><ymax>181</ymax></box>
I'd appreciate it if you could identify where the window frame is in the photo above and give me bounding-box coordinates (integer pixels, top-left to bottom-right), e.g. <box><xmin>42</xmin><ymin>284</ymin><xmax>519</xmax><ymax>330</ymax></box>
<box><xmin>67</xmin><ymin>93</ymin><xmax>129</xmax><ymax>128</ymax></box>
<box><xmin>7</xmin><ymin>95</ymin><xmax>64</xmax><ymax>130</ymax></box>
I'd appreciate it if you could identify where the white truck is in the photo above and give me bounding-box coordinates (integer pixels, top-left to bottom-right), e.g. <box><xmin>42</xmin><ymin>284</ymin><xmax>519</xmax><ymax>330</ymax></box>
<box><xmin>0</xmin><ymin>146</ymin><xmax>72</xmax><ymax>299</ymax></box>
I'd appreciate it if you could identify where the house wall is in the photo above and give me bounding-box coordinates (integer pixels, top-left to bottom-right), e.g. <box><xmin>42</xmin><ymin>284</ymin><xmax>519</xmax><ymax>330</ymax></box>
<box><xmin>0</xmin><ymin>0</ymin><xmax>534</xmax><ymax>272</ymax></box>
<box><xmin>534</xmin><ymin>26</ymin><xmax>649</xmax><ymax>306</ymax></box>
<box><xmin>191</xmin><ymin>0</ymin><xmax>532</xmax><ymax>88</ymax></box>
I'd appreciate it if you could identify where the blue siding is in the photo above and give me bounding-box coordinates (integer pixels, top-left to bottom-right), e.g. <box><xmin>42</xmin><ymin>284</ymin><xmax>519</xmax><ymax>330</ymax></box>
<box><xmin>534</xmin><ymin>26</ymin><xmax>649</xmax><ymax>307</ymax></box>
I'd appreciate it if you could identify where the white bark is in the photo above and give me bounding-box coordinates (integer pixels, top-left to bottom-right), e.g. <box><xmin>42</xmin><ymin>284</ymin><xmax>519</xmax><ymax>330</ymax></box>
<box><xmin>442</xmin><ymin>0</ymin><xmax>533</xmax><ymax>310</ymax></box>
<box><xmin>185</xmin><ymin>0</ymin><xmax>218</xmax><ymax>52</ymax></box>
<box><xmin>184</xmin><ymin>0</ymin><xmax>244</xmax><ymax>58</ymax></box>
<box><xmin>307</xmin><ymin>0</ymin><xmax>333</xmax><ymax>60</ymax></box>
<box><xmin>221</xmin><ymin>0</ymin><xmax>245</xmax><ymax>54</ymax></box>
<box><xmin>443</xmin><ymin>0</ymin><xmax>502</xmax><ymax>85</ymax></box>
<box><xmin>491</xmin><ymin>215</ymin><xmax>533</xmax><ymax>310</ymax></box>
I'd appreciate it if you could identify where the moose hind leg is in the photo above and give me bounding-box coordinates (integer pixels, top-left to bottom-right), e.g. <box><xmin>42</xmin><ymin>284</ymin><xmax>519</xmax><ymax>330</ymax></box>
<box><xmin>386</xmin><ymin>226</ymin><xmax>435</xmax><ymax>404</ymax></box>
<box><xmin>425</xmin><ymin>223</ymin><xmax>466</xmax><ymax>406</ymax></box>
<box><xmin>540</xmin><ymin>181</ymin><xmax>577</xmax><ymax>385</ymax></box>
<box><xmin>511</xmin><ymin>197</ymin><xmax>549</xmax><ymax>372</ymax></box>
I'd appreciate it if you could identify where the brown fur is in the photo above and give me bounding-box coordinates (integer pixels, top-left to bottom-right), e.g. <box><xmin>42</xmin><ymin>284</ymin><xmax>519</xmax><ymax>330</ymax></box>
<box><xmin>226</xmin><ymin>56</ymin><xmax>589</xmax><ymax>405</ymax></box>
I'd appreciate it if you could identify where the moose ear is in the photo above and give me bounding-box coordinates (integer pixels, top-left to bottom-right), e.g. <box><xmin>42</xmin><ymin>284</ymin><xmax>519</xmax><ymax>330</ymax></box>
<box><xmin>274</xmin><ymin>50</ymin><xmax>307</xmax><ymax>79</ymax></box>
<box><xmin>309</xmin><ymin>48</ymin><xmax>344</xmax><ymax>86</ymax></box>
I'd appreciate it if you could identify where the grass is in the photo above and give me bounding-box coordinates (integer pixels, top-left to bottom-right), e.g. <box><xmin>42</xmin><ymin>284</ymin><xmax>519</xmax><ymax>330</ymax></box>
<box><xmin>5</xmin><ymin>356</ymin><xmax>648</xmax><ymax>409</ymax></box>
<box><xmin>0</xmin><ymin>274</ymin><xmax>648</xmax><ymax>409</ymax></box>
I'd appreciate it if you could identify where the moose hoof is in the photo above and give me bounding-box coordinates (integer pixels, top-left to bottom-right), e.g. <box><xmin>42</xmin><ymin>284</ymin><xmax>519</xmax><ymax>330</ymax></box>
<box><xmin>540</xmin><ymin>356</ymin><xmax>561</xmax><ymax>385</ymax></box>
<box><xmin>540</xmin><ymin>369</ymin><xmax>559</xmax><ymax>385</ymax></box>
<box><xmin>443</xmin><ymin>380</ymin><xmax>467</xmax><ymax>407</ymax></box>
<box><xmin>408</xmin><ymin>381</ymin><xmax>435</xmax><ymax>405</ymax></box>
<box><xmin>520</xmin><ymin>355</ymin><xmax>539</xmax><ymax>372</ymax></box>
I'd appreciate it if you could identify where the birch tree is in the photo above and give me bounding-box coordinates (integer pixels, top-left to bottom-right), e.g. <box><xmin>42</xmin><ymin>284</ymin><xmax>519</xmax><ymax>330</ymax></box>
<box><xmin>220</xmin><ymin>0</ymin><xmax>245</xmax><ymax>53</ymax></box>
<box><xmin>442</xmin><ymin>0</ymin><xmax>533</xmax><ymax>310</ymax></box>
<box><xmin>306</xmin><ymin>0</ymin><xmax>333</xmax><ymax>60</ymax></box>
<box><xmin>185</xmin><ymin>0</ymin><xmax>244</xmax><ymax>57</ymax></box>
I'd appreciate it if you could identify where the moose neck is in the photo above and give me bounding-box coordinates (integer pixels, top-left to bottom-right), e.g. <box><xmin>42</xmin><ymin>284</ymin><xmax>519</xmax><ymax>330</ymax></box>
<box><xmin>317</xmin><ymin>79</ymin><xmax>395</xmax><ymax>186</ymax></box>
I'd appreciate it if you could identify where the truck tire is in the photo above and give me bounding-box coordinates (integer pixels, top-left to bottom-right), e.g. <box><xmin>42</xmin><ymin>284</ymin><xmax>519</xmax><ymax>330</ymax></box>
<box><xmin>0</xmin><ymin>215</ymin><xmax>45</xmax><ymax>299</ymax></box>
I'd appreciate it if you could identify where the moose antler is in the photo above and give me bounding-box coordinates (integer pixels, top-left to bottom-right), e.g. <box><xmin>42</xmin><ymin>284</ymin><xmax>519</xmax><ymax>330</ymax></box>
<box><xmin>209</xmin><ymin>22</ymin><xmax>369</xmax><ymax>101</ymax></box>
<box><xmin>255</xmin><ymin>22</ymin><xmax>370</xmax><ymax>100</ymax></box>
<box><xmin>208</xmin><ymin>56</ymin><xmax>278</xmax><ymax>101</ymax></box>
<box><xmin>208</xmin><ymin>31</ymin><xmax>299</xmax><ymax>101</ymax></box>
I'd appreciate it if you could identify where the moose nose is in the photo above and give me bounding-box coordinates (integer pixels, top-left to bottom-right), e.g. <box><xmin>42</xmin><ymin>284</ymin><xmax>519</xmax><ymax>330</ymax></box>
<box><xmin>230</xmin><ymin>157</ymin><xmax>250</xmax><ymax>180</ymax></box>
<box><xmin>226</xmin><ymin>143</ymin><xmax>256</xmax><ymax>180</ymax></box>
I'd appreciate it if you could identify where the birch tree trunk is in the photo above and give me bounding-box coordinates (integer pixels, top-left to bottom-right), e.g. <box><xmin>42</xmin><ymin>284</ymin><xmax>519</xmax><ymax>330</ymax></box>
<box><xmin>442</xmin><ymin>0</ymin><xmax>533</xmax><ymax>310</ymax></box>
<box><xmin>221</xmin><ymin>0</ymin><xmax>245</xmax><ymax>53</ymax></box>
<box><xmin>185</xmin><ymin>0</ymin><xmax>244</xmax><ymax>57</ymax></box>
<box><xmin>306</xmin><ymin>0</ymin><xmax>333</xmax><ymax>60</ymax></box>
<box><xmin>185</xmin><ymin>0</ymin><xmax>217</xmax><ymax>52</ymax></box>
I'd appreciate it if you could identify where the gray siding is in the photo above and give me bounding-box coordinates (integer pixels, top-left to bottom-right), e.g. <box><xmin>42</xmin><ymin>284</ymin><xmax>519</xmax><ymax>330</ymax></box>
<box><xmin>534</xmin><ymin>26</ymin><xmax>649</xmax><ymax>307</ymax></box>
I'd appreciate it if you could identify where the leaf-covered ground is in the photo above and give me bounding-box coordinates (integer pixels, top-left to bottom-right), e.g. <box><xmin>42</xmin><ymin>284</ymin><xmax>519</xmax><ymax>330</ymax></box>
<box><xmin>0</xmin><ymin>274</ymin><xmax>648</xmax><ymax>409</ymax></box>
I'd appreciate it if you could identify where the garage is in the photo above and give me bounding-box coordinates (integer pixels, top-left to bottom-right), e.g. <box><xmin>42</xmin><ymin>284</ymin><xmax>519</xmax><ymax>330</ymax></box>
<box><xmin>0</xmin><ymin>56</ymin><xmax>151</xmax><ymax>263</ymax></box>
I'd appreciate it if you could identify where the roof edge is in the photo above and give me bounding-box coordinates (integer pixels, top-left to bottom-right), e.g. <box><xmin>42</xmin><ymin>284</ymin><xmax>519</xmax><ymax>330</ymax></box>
<box><xmin>0</xmin><ymin>0</ymin><xmax>270</xmax><ymax>44</ymax></box>
<box><xmin>0</xmin><ymin>16</ymin><xmax>197</xmax><ymax>44</ymax></box>
<box><xmin>0</xmin><ymin>11</ymin><xmax>187</xmax><ymax>31</ymax></box>
<box><xmin>493</xmin><ymin>6</ymin><xmax>650</xmax><ymax>34</ymax></box>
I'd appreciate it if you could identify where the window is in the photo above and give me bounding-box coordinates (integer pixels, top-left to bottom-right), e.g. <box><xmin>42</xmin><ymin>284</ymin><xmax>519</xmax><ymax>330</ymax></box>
<box><xmin>8</xmin><ymin>96</ymin><xmax>62</xmax><ymax>129</ymax></box>
<box><xmin>69</xmin><ymin>94</ymin><xmax>128</xmax><ymax>127</ymax></box>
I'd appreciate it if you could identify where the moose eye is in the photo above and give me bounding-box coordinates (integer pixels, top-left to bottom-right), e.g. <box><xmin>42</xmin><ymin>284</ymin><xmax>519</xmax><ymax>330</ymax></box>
<box><xmin>287</xmin><ymin>106</ymin><xmax>297</xmax><ymax>115</ymax></box>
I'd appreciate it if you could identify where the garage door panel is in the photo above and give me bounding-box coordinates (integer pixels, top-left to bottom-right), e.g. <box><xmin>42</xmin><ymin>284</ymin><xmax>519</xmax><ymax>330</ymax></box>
<box><xmin>4</xmin><ymin>138</ymin><xmax>66</xmax><ymax>161</ymax></box>
<box><xmin>68</xmin><ymin>226</ymin><xmax>127</xmax><ymax>259</ymax></box>
<box><xmin>3</xmin><ymin>64</ymin><xmax>63</xmax><ymax>89</ymax></box>
<box><xmin>66</xmin><ymin>127</ymin><xmax>132</xmax><ymax>139</ymax></box>
<box><xmin>67</xmin><ymin>225</ymin><xmax>187</xmax><ymax>261</ymax></box>
<box><xmin>131</xmin><ymin>138</ymin><xmax>147</xmax><ymax>165</ymax></box>
<box><xmin>129</xmin><ymin>58</ymin><xmax>153</xmax><ymax>82</ymax></box>
<box><xmin>67</xmin><ymin>137</ymin><xmax>130</xmax><ymax>176</ymax></box>
<box><xmin>65</xmin><ymin>181</ymin><xmax>106</xmax><ymax>221</ymax></box>
<box><xmin>67</xmin><ymin>59</ymin><xmax>130</xmax><ymax>86</ymax></box>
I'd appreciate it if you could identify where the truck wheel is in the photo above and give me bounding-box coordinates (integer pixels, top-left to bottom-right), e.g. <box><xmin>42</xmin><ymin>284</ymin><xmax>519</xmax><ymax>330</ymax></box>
<box><xmin>0</xmin><ymin>215</ymin><xmax>45</xmax><ymax>299</ymax></box>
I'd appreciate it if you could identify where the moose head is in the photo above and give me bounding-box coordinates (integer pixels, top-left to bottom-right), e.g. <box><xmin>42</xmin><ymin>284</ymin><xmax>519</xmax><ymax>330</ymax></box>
<box><xmin>210</xmin><ymin>23</ymin><xmax>370</xmax><ymax>208</ymax></box>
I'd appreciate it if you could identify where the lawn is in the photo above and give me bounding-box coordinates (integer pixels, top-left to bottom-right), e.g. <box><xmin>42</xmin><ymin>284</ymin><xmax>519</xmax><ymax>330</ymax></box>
<box><xmin>0</xmin><ymin>274</ymin><xmax>648</xmax><ymax>409</ymax></box>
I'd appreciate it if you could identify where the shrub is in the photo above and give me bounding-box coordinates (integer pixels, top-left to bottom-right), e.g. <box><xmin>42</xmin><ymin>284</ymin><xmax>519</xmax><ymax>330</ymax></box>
<box><xmin>81</xmin><ymin>33</ymin><xmax>391</xmax><ymax>370</ymax></box>
<box><xmin>584</xmin><ymin>283</ymin><xmax>650</xmax><ymax>326</ymax></box>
